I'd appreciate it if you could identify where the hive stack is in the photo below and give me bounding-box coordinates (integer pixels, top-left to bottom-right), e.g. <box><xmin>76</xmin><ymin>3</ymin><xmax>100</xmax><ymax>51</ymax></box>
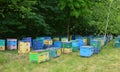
<box><xmin>29</xmin><ymin>50</ymin><xmax>49</xmax><ymax>63</ymax></box>
<box><xmin>83</xmin><ymin>37</ymin><xmax>88</xmax><ymax>45</ymax></box>
<box><xmin>18</xmin><ymin>41</ymin><xmax>30</xmax><ymax>54</ymax></box>
<box><xmin>44</xmin><ymin>39</ymin><xmax>53</xmax><ymax>49</ymax></box>
<box><xmin>62</xmin><ymin>42</ymin><xmax>72</xmax><ymax>54</ymax></box>
<box><xmin>0</xmin><ymin>39</ymin><xmax>5</xmax><ymax>50</ymax></box>
<box><xmin>76</xmin><ymin>39</ymin><xmax>84</xmax><ymax>49</ymax></box>
<box><xmin>71</xmin><ymin>40</ymin><xmax>79</xmax><ymax>52</ymax></box>
<box><xmin>53</xmin><ymin>41</ymin><xmax>62</xmax><ymax>56</ymax></box>
<box><xmin>114</xmin><ymin>37</ymin><xmax>120</xmax><ymax>48</ymax></box>
<box><xmin>53</xmin><ymin>37</ymin><xmax>60</xmax><ymax>41</ymax></box>
<box><xmin>61</xmin><ymin>37</ymin><xmax>68</xmax><ymax>42</ymax></box>
<box><xmin>22</xmin><ymin>37</ymin><xmax>32</xmax><ymax>47</ymax></box>
<box><xmin>32</xmin><ymin>38</ymin><xmax>44</xmax><ymax>50</ymax></box>
<box><xmin>90</xmin><ymin>39</ymin><xmax>101</xmax><ymax>53</ymax></box>
<box><xmin>7</xmin><ymin>39</ymin><xmax>17</xmax><ymax>50</ymax></box>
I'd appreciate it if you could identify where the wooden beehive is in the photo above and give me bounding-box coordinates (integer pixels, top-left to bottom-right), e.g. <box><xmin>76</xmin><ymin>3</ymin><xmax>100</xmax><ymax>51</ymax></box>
<box><xmin>62</xmin><ymin>48</ymin><xmax>72</xmax><ymax>54</ymax></box>
<box><xmin>44</xmin><ymin>40</ymin><xmax>53</xmax><ymax>45</ymax></box>
<box><xmin>0</xmin><ymin>46</ymin><xmax>5</xmax><ymax>50</ymax></box>
<box><xmin>0</xmin><ymin>39</ymin><xmax>5</xmax><ymax>51</ymax></box>
<box><xmin>57</xmin><ymin>48</ymin><xmax>62</xmax><ymax>56</ymax></box>
<box><xmin>29</xmin><ymin>51</ymin><xmax>49</xmax><ymax>63</ymax></box>
<box><xmin>18</xmin><ymin>41</ymin><xmax>30</xmax><ymax>54</ymax></box>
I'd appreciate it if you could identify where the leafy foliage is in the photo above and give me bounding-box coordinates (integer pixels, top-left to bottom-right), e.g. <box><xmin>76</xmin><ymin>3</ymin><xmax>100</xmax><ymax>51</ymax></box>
<box><xmin>0</xmin><ymin>0</ymin><xmax>120</xmax><ymax>38</ymax></box>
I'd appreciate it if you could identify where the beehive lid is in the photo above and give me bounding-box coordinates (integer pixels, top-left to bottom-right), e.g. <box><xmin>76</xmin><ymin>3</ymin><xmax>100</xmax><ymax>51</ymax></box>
<box><xmin>81</xmin><ymin>46</ymin><xmax>93</xmax><ymax>48</ymax></box>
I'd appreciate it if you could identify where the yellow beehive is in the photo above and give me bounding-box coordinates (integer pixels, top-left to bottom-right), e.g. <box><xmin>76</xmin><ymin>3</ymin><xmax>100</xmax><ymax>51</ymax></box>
<box><xmin>57</xmin><ymin>48</ymin><xmax>62</xmax><ymax>56</ymax></box>
<box><xmin>0</xmin><ymin>46</ymin><xmax>5</xmax><ymax>50</ymax></box>
<box><xmin>61</xmin><ymin>38</ymin><xmax>68</xmax><ymax>42</ymax></box>
<box><xmin>38</xmin><ymin>52</ymin><xmax>49</xmax><ymax>63</ymax></box>
<box><xmin>62</xmin><ymin>48</ymin><xmax>72</xmax><ymax>54</ymax></box>
<box><xmin>44</xmin><ymin>40</ymin><xmax>53</xmax><ymax>45</ymax></box>
<box><xmin>83</xmin><ymin>38</ymin><xmax>88</xmax><ymax>45</ymax></box>
<box><xmin>18</xmin><ymin>41</ymin><xmax>30</xmax><ymax>54</ymax></box>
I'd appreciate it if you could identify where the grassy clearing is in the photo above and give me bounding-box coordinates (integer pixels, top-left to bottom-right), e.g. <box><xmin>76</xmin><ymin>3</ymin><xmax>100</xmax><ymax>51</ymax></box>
<box><xmin>0</xmin><ymin>41</ymin><xmax>120</xmax><ymax>72</ymax></box>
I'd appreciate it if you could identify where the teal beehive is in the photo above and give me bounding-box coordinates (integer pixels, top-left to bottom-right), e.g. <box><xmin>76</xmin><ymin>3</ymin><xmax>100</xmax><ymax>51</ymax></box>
<box><xmin>0</xmin><ymin>39</ymin><xmax>5</xmax><ymax>46</ymax></box>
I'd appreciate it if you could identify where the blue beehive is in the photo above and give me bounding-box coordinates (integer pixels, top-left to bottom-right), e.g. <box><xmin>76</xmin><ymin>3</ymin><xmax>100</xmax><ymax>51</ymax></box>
<box><xmin>80</xmin><ymin>46</ymin><xmax>94</xmax><ymax>57</ymax></box>
<box><xmin>22</xmin><ymin>37</ymin><xmax>32</xmax><ymax>47</ymax></box>
<box><xmin>7</xmin><ymin>39</ymin><xmax>17</xmax><ymax>46</ymax></box>
<box><xmin>47</xmin><ymin>48</ymin><xmax>58</xmax><ymax>58</ymax></box>
<box><xmin>32</xmin><ymin>39</ymin><xmax>44</xmax><ymax>50</ymax></box>
<box><xmin>76</xmin><ymin>39</ymin><xmax>84</xmax><ymax>49</ymax></box>
<box><xmin>53</xmin><ymin>41</ymin><xmax>62</xmax><ymax>48</ymax></box>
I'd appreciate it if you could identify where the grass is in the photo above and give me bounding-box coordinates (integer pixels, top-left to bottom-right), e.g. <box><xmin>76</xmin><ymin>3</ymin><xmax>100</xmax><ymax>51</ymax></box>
<box><xmin>0</xmin><ymin>40</ymin><xmax>120</xmax><ymax>72</ymax></box>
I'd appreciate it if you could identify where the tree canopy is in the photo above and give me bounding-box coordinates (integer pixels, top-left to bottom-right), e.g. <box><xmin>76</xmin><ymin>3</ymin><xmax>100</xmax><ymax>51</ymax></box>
<box><xmin>0</xmin><ymin>0</ymin><xmax>120</xmax><ymax>38</ymax></box>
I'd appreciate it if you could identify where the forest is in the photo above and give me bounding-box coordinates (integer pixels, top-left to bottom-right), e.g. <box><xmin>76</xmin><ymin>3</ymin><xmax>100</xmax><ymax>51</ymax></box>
<box><xmin>0</xmin><ymin>0</ymin><xmax>120</xmax><ymax>38</ymax></box>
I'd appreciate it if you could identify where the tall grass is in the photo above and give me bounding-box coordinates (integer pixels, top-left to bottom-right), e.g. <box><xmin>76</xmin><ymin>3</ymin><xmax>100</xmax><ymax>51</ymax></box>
<box><xmin>0</xmin><ymin>41</ymin><xmax>120</xmax><ymax>72</ymax></box>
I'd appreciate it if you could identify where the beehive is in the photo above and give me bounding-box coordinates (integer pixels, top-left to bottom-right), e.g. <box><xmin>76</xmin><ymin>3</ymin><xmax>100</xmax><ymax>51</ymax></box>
<box><xmin>53</xmin><ymin>37</ymin><xmax>60</xmax><ymax>41</ymax></box>
<box><xmin>7</xmin><ymin>39</ymin><xmax>17</xmax><ymax>50</ymax></box>
<box><xmin>48</xmin><ymin>48</ymin><xmax>62</xmax><ymax>58</ymax></box>
<box><xmin>44</xmin><ymin>40</ymin><xmax>53</xmax><ymax>45</ymax></box>
<box><xmin>61</xmin><ymin>37</ymin><xmax>68</xmax><ymax>42</ymax></box>
<box><xmin>32</xmin><ymin>39</ymin><xmax>44</xmax><ymax>50</ymax></box>
<box><xmin>22</xmin><ymin>37</ymin><xmax>32</xmax><ymax>47</ymax></box>
<box><xmin>0</xmin><ymin>39</ymin><xmax>5</xmax><ymax>50</ymax></box>
<box><xmin>90</xmin><ymin>39</ymin><xmax>101</xmax><ymax>50</ymax></box>
<box><xmin>62</xmin><ymin>42</ymin><xmax>72</xmax><ymax>48</ymax></box>
<box><xmin>57</xmin><ymin>48</ymin><xmax>62</xmax><ymax>56</ymax></box>
<box><xmin>18</xmin><ymin>41</ymin><xmax>30</xmax><ymax>54</ymax></box>
<box><xmin>29</xmin><ymin>50</ymin><xmax>49</xmax><ymax>63</ymax></box>
<box><xmin>53</xmin><ymin>41</ymin><xmax>62</xmax><ymax>48</ymax></box>
<box><xmin>0</xmin><ymin>46</ymin><xmax>5</xmax><ymax>50</ymax></box>
<box><xmin>76</xmin><ymin>39</ymin><xmax>84</xmax><ymax>49</ymax></box>
<box><xmin>71</xmin><ymin>40</ymin><xmax>79</xmax><ymax>52</ymax></box>
<box><xmin>80</xmin><ymin>46</ymin><xmax>94</xmax><ymax>57</ymax></box>
<box><xmin>83</xmin><ymin>38</ymin><xmax>88</xmax><ymax>45</ymax></box>
<box><xmin>62</xmin><ymin>48</ymin><xmax>72</xmax><ymax>54</ymax></box>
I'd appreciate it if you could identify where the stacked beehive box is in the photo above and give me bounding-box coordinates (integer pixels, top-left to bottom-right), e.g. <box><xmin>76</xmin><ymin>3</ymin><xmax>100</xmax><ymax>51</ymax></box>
<box><xmin>62</xmin><ymin>42</ymin><xmax>72</xmax><ymax>54</ymax></box>
<box><xmin>22</xmin><ymin>37</ymin><xmax>32</xmax><ymax>47</ymax></box>
<box><xmin>53</xmin><ymin>41</ymin><xmax>62</xmax><ymax>56</ymax></box>
<box><xmin>71</xmin><ymin>40</ymin><xmax>79</xmax><ymax>52</ymax></box>
<box><xmin>18</xmin><ymin>41</ymin><xmax>30</xmax><ymax>54</ymax></box>
<box><xmin>76</xmin><ymin>39</ymin><xmax>84</xmax><ymax>49</ymax></box>
<box><xmin>44</xmin><ymin>39</ymin><xmax>53</xmax><ymax>49</ymax></box>
<box><xmin>114</xmin><ymin>37</ymin><xmax>120</xmax><ymax>48</ymax></box>
<box><xmin>61</xmin><ymin>37</ymin><xmax>68</xmax><ymax>42</ymax></box>
<box><xmin>53</xmin><ymin>37</ymin><xmax>60</xmax><ymax>41</ymax></box>
<box><xmin>32</xmin><ymin>38</ymin><xmax>44</xmax><ymax>50</ymax></box>
<box><xmin>0</xmin><ymin>39</ymin><xmax>5</xmax><ymax>50</ymax></box>
<box><xmin>90</xmin><ymin>39</ymin><xmax>101</xmax><ymax>53</ymax></box>
<box><xmin>29</xmin><ymin>50</ymin><xmax>49</xmax><ymax>63</ymax></box>
<box><xmin>7</xmin><ymin>39</ymin><xmax>17</xmax><ymax>50</ymax></box>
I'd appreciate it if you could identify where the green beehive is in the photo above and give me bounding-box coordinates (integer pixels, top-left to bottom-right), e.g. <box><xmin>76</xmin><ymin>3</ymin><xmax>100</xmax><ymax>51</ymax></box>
<box><xmin>71</xmin><ymin>40</ymin><xmax>79</xmax><ymax>52</ymax></box>
<box><xmin>0</xmin><ymin>39</ymin><xmax>5</xmax><ymax>46</ymax></box>
<box><xmin>29</xmin><ymin>50</ymin><xmax>49</xmax><ymax>63</ymax></box>
<box><xmin>53</xmin><ymin>37</ymin><xmax>60</xmax><ymax>41</ymax></box>
<box><xmin>62</xmin><ymin>42</ymin><xmax>72</xmax><ymax>48</ymax></box>
<box><xmin>97</xmin><ymin>38</ymin><xmax>105</xmax><ymax>47</ymax></box>
<box><xmin>90</xmin><ymin>39</ymin><xmax>101</xmax><ymax>50</ymax></box>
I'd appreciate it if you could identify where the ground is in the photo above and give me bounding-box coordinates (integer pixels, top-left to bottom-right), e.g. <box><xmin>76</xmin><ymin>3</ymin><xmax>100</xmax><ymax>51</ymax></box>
<box><xmin>0</xmin><ymin>41</ymin><xmax>120</xmax><ymax>72</ymax></box>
